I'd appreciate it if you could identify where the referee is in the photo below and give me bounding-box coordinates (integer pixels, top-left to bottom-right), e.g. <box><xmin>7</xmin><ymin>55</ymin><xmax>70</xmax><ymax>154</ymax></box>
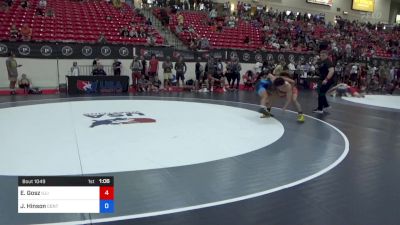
<box><xmin>313</xmin><ymin>50</ymin><xmax>335</xmax><ymax>114</ymax></box>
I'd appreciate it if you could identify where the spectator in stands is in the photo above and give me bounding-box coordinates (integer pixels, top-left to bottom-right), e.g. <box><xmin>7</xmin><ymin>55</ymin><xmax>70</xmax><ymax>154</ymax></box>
<box><xmin>70</xmin><ymin>62</ymin><xmax>80</xmax><ymax>76</ymax></box>
<box><xmin>120</xmin><ymin>27</ymin><xmax>129</xmax><ymax>37</ymax></box>
<box><xmin>5</xmin><ymin>0</ymin><xmax>12</xmax><ymax>7</ymax></box>
<box><xmin>113</xmin><ymin>59</ymin><xmax>122</xmax><ymax>76</ymax></box>
<box><xmin>390</xmin><ymin>66</ymin><xmax>396</xmax><ymax>81</ymax></box>
<box><xmin>20</xmin><ymin>24</ymin><xmax>32</xmax><ymax>41</ymax></box>
<box><xmin>230</xmin><ymin>58</ymin><xmax>241</xmax><ymax>90</ymax></box>
<box><xmin>92</xmin><ymin>58</ymin><xmax>99</xmax><ymax>66</ymax></box>
<box><xmin>0</xmin><ymin>2</ymin><xmax>9</xmax><ymax>12</ymax></box>
<box><xmin>223</xmin><ymin>1</ymin><xmax>229</xmax><ymax>15</ymax></box>
<box><xmin>216</xmin><ymin>21</ymin><xmax>223</xmax><ymax>32</ymax></box>
<box><xmin>147</xmin><ymin>34</ymin><xmax>156</xmax><ymax>46</ymax></box>
<box><xmin>98</xmin><ymin>33</ymin><xmax>107</xmax><ymax>43</ymax></box>
<box><xmin>141</xmin><ymin>0</ymin><xmax>147</xmax><ymax>8</ymax></box>
<box><xmin>175</xmin><ymin>24</ymin><xmax>183</xmax><ymax>34</ymax></box>
<box><xmin>195</xmin><ymin>59</ymin><xmax>204</xmax><ymax>90</ymax></box>
<box><xmin>162</xmin><ymin>56</ymin><xmax>173</xmax><ymax>90</ymax></box>
<box><xmin>368</xmin><ymin>74</ymin><xmax>380</xmax><ymax>93</ymax></box>
<box><xmin>379</xmin><ymin>64</ymin><xmax>390</xmax><ymax>89</ymax></box>
<box><xmin>387</xmin><ymin>77</ymin><xmax>399</xmax><ymax>95</ymax></box>
<box><xmin>287</xmin><ymin>61</ymin><xmax>296</xmax><ymax>76</ymax></box>
<box><xmin>199</xmin><ymin>37</ymin><xmax>210</xmax><ymax>50</ymax></box>
<box><xmin>335</xmin><ymin>62</ymin><xmax>344</xmax><ymax>81</ymax></box>
<box><xmin>151</xmin><ymin>76</ymin><xmax>162</xmax><ymax>92</ymax></box>
<box><xmin>37</xmin><ymin>0</ymin><xmax>46</xmax><ymax>16</ymax></box>
<box><xmin>148</xmin><ymin>54</ymin><xmax>159</xmax><ymax>82</ymax></box>
<box><xmin>112</xmin><ymin>0</ymin><xmax>122</xmax><ymax>9</ymax></box>
<box><xmin>174</xmin><ymin>56</ymin><xmax>187</xmax><ymax>87</ymax></box>
<box><xmin>209</xmin><ymin>23</ymin><xmax>217</xmax><ymax>32</ymax></box>
<box><xmin>130</xmin><ymin>56</ymin><xmax>143</xmax><ymax>89</ymax></box>
<box><xmin>345</xmin><ymin>43</ymin><xmax>352</xmax><ymax>59</ymax></box>
<box><xmin>92</xmin><ymin>64</ymin><xmax>107</xmax><ymax>76</ymax></box>
<box><xmin>254</xmin><ymin>60</ymin><xmax>263</xmax><ymax>76</ymax></box>
<box><xmin>189</xmin><ymin>39</ymin><xmax>198</xmax><ymax>50</ymax></box>
<box><xmin>188</xmin><ymin>24</ymin><xmax>195</xmax><ymax>33</ymax></box>
<box><xmin>209</xmin><ymin>8</ymin><xmax>217</xmax><ymax>20</ymax></box>
<box><xmin>145</xmin><ymin>18</ymin><xmax>152</xmax><ymax>26</ymax></box>
<box><xmin>161</xmin><ymin>14</ymin><xmax>170</xmax><ymax>29</ymax></box>
<box><xmin>129</xmin><ymin>17</ymin><xmax>136</xmax><ymax>26</ymax></box>
<box><xmin>209</xmin><ymin>58</ymin><xmax>227</xmax><ymax>92</ymax></box>
<box><xmin>140</xmin><ymin>55</ymin><xmax>147</xmax><ymax>78</ymax></box>
<box><xmin>45</xmin><ymin>8</ymin><xmax>54</xmax><ymax>17</ymax></box>
<box><xmin>228</xmin><ymin>15</ymin><xmax>236</xmax><ymax>28</ymax></box>
<box><xmin>243</xmin><ymin>36</ymin><xmax>251</xmax><ymax>45</ymax></box>
<box><xmin>243</xmin><ymin>70</ymin><xmax>255</xmax><ymax>90</ymax></box>
<box><xmin>204</xmin><ymin>56</ymin><xmax>215</xmax><ymax>90</ymax></box>
<box><xmin>139</xmin><ymin>27</ymin><xmax>147</xmax><ymax>38</ymax></box>
<box><xmin>136</xmin><ymin>27</ymin><xmax>143</xmax><ymax>38</ymax></box>
<box><xmin>18</xmin><ymin>73</ymin><xmax>31</xmax><ymax>92</ymax></box>
<box><xmin>6</xmin><ymin>52</ymin><xmax>22</xmax><ymax>95</ymax></box>
<box><xmin>182</xmin><ymin>0</ymin><xmax>189</xmax><ymax>10</ymax></box>
<box><xmin>177</xmin><ymin>13</ymin><xmax>184</xmax><ymax>26</ymax></box>
<box><xmin>188</xmin><ymin>0</ymin><xmax>194</xmax><ymax>10</ymax></box>
<box><xmin>10</xmin><ymin>24</ymin><xmax>20</xmax><ymax>41</ymax></box>
<box><xmin>129</xmin><ymin>27</ymin><xmax>138</xmax><ymax>38</ymax></box>
<box><xmin>273</xmin><ymin>62</ymin><xmax>284</xmax><ymax>76</ymax></box>
<box><xmin>225</xmin><ymin>60</ymin><xmax>233</xmax><ymax>87</ymax></box>
<box><xmin>349</xmin><ymin>63</ymin><xmax>359</xmax><ymax>86</ymax></box>
<box><xmin>20</xmin><ymin>0</ymin><xmax>29</xmax><ymax>8</ymax></box>
<box><xmin>366</xmin><ymin>64</ymin><xmax>375</xmax><ymax>80</ymax></box>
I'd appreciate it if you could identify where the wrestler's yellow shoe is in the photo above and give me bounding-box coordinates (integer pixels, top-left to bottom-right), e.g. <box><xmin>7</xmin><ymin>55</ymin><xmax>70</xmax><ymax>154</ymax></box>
<box><xmin>297</xmin><ymin>114</ymin><xmax>305</xmax><ymax>123</ymax></box>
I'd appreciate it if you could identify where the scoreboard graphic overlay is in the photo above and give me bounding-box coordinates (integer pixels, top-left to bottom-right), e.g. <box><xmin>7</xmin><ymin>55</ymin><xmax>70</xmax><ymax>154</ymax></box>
<box><xmin>18</xmin><ymin>177</ymin><xmax>114</xmax><ymax>213</ymax></box>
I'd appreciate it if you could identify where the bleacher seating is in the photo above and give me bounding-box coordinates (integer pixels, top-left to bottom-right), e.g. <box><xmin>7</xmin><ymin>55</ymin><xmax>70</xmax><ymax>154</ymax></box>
<box><xmin>0</xmin><ymin>0</ymin><xmax>164</xmax><ymax>44</ymax></box>
<box><xmin>153</xmin><ymin>9</ymin><xmax>262</xmax><ymax>50</ymax></box>
<box><xmin>152</xmin><ymin>7</ymin><xmax>399</xmax><ymax>59</ymax></box>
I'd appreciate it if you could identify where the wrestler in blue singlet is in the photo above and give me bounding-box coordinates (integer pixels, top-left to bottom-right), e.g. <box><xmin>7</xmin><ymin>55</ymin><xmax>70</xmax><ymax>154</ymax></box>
<box><xmin>256</xmin><ymin>78</ymin><xmax>272</xmax><ymax>96</ymax></box>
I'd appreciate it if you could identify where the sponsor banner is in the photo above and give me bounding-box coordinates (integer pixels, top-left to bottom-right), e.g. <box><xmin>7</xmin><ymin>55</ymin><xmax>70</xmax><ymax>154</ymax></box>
<box><xmin>67</xmin><ymin>76</ymin><xmax>129</xmax><ymax>95</ymax></box>
<box><xmin>0</xmin><ymin>42</ymin><xmax>398</xmax><ymax>65</ymax></box>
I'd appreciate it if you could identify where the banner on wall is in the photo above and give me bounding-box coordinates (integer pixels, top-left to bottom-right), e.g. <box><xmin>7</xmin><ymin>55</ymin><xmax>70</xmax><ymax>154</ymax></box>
<box><xmin>306</xmin><ymin>0</ymin><xmax>333</xmax><ymax>7</ymax></box>
<box><xmin>66</xmin><ymin>76</ymin><xmax>129</xmax><ymax>94</ymax></box>
<box><xmin>352</xmin><ymin>0</ymin><xmax>375</xmax><ymax>12</ymax></box>
<box><xmin>0</xmin><ymin>42</ymin><xmax>397</xmax><ymax>66</ymax></box>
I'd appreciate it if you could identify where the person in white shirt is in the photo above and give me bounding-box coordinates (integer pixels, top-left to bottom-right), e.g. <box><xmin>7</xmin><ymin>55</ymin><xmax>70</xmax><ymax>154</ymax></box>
<box><xmin>350</xmin><ymin>63</ymin><xmax>358</xmax><ymax>85</ymax></box>
<box><xmin>287</xmin><ymin>62</ymin><xmax>296</xmax><ymax>76</ymax></box>
<box><xmin>70</xmin><ymin>62</ymin><xmax>80</xmax><ymax>76</ymax></box>
<box><xmin>38</xmin><ymin>0</ymin><xmax>46</xmax><ymax>8</ymax></box>
<box><xmin>209</xmin><ymin>9</ymin><xmax>217</xmax><ymax>19</ymax></box>
<box><xmin>254</xmin><ymin>61</ymin><xmax>263</xmax><ymax>75</ymax></box>
<box><xmin>389</xmin><ymin>67</ymin><xmax>395</xmax><ymax>81</ymax></box>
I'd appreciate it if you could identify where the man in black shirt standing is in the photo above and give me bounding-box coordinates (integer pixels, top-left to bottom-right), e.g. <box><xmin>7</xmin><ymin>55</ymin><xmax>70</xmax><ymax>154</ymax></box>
<box><xmin>113</xmin><ymin>59</ymin><xmax>122</xmax><ymax>76</ymax></box>
<box><xmin>313</xmin><ymin>50</ymin><xmax>335</xmax><ymax>114</ymax></box>
<box><xmin>174</xmin><ymin>57</ymin><xmax>187</xmax><ymax>87</ymax></box>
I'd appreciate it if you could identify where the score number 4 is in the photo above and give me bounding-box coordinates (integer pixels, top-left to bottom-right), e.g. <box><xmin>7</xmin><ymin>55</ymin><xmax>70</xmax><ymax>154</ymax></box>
<box><xmin>100</xmin><ymin>186</ymin><xmax>114</xmax><ymax>200</ymax></box>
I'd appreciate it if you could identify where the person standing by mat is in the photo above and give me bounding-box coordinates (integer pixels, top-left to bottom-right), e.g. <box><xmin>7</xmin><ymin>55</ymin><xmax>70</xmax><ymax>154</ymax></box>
<box><xmin>313</xmin><ymin>50</ymin><xmax>335</xmax><ymax>114</ymax></box>
<box><xmin>6</xmin><ymin>52</ymin><xmax>22</xmax><ymax>95</ymax></box>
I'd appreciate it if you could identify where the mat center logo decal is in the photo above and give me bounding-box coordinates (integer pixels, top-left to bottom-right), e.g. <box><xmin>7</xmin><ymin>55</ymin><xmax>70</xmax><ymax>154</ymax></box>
<box><xmin>84</xmin><ymin>111</ymin><xmax>156</xmax><ymax>128</ymax></box>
